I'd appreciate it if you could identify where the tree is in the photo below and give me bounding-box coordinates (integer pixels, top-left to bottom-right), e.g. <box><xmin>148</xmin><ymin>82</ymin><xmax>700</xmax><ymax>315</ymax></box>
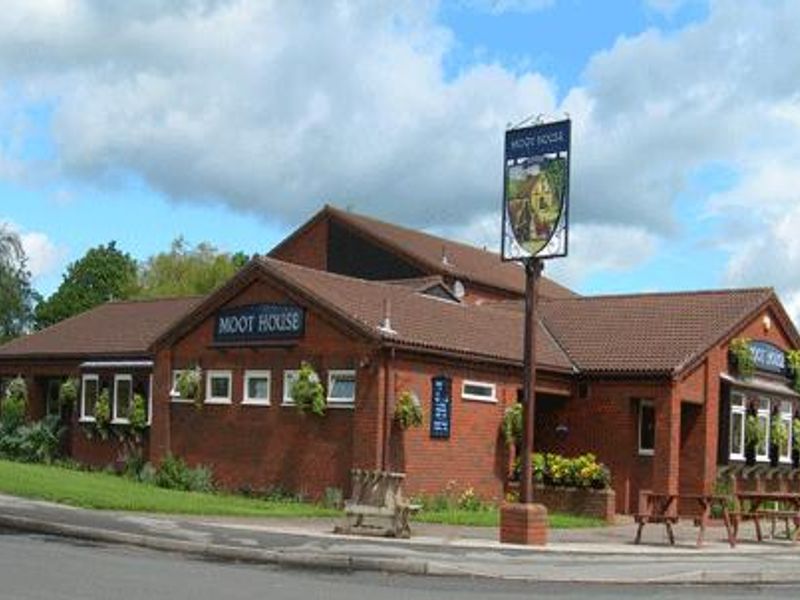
<box><xmin>0</xmin><ymin>225</ymin><xmax>39</xmax><ymax>341</ymax></box>
<box><xmin>137</xmin><ymin>237</ymin><xmax>248</xmax><ymax>299</ymax></box>
<box><xmin>35</xmin><ymin>242</ymin><xmax>139</xmax><ymax>329</ymax></box>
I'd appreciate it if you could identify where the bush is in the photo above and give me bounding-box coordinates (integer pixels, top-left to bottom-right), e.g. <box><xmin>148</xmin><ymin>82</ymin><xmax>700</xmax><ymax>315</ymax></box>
<box><xmin>129</xmin><ymin>393</ymin><xmax>148</xmax><ymax>432</ymax></box>
<box><xmin>291</xmin><ymin>362</ymin><xmax>325</xmax><ymax>416</ymax></box>
<box><xmin>394</xmin><ymin>390</ymin><xmax>423</xmax><ymax>429</ymax></box>
<box><xmin>1</xmin><ymin>376</ymin><xmax>27</xmax><ymax>432</ymax></box>
<box><xmin>515</xmin><ymin>452</ymin><xmax>611</xmax><ymax>490</ymax></box>
<box><xmin>155</xmin><ymin>454</ymin><xmax>214</xmax><ymax>493</ymax></box>
<box><xmin>730</xmin><ymin>338</ymin><xmax>755</xmax><ymax>379</ymax></box>
<box><xmin>0</xmin><ymin>415</ymin><xmax>62</xmax><ymax>464</ymax></box>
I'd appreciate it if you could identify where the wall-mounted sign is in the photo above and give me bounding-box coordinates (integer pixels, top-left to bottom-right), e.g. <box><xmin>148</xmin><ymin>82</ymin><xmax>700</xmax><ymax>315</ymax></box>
<box><xmin>749</xmin><ymin>340</ymin><xmax>787</xmax><ymax>375</ymax></box>
<box><xmin>214</xmin><ymin>303</ymin><xmax>305</xmax><ymax>344</ymax></box>
<box><xmin>430</xmin><ymin>375</ymin><xmax>452</xmax><ymax>440</ymax></box>
<box><xmin>502</xmin><ymin>119</ymin><xmax>570</xmax><ymax>261</ymax></box>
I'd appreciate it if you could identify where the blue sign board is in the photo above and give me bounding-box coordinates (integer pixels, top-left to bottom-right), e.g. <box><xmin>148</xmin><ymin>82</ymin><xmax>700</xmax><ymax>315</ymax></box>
<box><xmin>214</xmin><ymin>303</ymin><xmax>305</xmax><ymax>344</ymax></box>
<box><xmin>430</xmin><ymin>376</ymin><xmax>452</xmax><ymax>440</ymax></box>
<box><xmin>749</xmin><ymin>340</ymin><xmax>787</xmax><ymax>375</ymax></box>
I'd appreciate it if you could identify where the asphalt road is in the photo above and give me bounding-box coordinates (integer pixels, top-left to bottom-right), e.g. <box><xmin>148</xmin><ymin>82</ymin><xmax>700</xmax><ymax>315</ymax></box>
<box><xmin>1</xmin><ymin>530</ymin><xmax>800</xmax><ymax>600</ymax></box>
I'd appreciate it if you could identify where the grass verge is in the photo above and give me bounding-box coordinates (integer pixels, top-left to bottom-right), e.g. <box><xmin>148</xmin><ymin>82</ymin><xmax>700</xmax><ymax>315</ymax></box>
<box><xmin>0</xmin><ymin>459</ymin><xmax>605</xmax><ymax>528</ymax></box>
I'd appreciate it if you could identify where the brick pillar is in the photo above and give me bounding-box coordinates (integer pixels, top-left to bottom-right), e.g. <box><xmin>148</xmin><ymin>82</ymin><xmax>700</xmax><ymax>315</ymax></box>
<box><xmin>499</xmin><ymin>503</ymin><xmax>548</xmax><ymax>545</ymax></box>
<box><xmin>350</xmin><ymin>351</ymin><xmax>384</xmax><ymax>470</ymax></box>
<box><xmin>149</xmin><ymin>349</ymin><xmax>172</xmax><ymax>464</ymax></box>
<box><xmin>702</xmin><ymin>354</ymin><xmax>721</xmax><ymax>494</ymax></box>
<box><xmin>653</xmin><ymin>385</ymin><xmax>681</xmax><ymax>495</ymax></box>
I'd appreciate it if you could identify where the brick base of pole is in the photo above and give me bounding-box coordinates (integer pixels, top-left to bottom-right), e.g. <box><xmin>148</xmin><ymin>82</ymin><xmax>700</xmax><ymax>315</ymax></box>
<box><xmin>499</xmin><ymin>502</ymin><xmax>548</xmax><ymax>545</ymax></box>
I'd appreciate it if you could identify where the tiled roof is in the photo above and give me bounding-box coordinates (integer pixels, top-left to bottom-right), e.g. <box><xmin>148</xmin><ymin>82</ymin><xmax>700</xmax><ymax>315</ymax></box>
<box><xmin>0</xmin><ymin>297</ymin><xmax>204</xmax><ymax>359</ymax></box>
<box><xmin>538</xmin><ymin>288</ymin><xmax>777</xmax><ymax>376</ymax></box>
<box><xmin>261</xmin><ymin>258</ymin><xmax>575</xmax><ymax>371</ymax></box>
<box><xmin>277</xmin><ymin>205</ymin><xmax>576</xmax><ymax>300</ymax></box>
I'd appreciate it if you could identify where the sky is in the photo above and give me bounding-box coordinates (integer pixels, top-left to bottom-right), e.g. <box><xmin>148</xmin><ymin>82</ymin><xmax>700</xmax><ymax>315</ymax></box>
<box><xmin>2</xmin><ymin>0</ymin><xmax>800</xmax><ymax>323</ymax></box>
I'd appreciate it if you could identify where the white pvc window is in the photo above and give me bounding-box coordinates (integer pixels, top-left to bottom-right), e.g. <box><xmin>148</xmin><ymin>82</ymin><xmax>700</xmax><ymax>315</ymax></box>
<box><xmin>461</xmin><ymin>380</ymin><xmax>497</xmax><ymax>403</ymax></box>
<box><xmin>327</xmin><ymin>370</ymin><xmax>356</xmax><ymax>406</ymax></box>
<box><xmin>243</xmin><ymin>370</ymin><xmax>271</xmax><ymax>406</ymax></box>
<box><xmin>112</xmin><ymin>374</ymin><xmax>133</xmax><ymax>424</ymax></box>
<box><xmin>779</xmin><ymin>400</ymin><xmax>793</xmax><ymax>463</ymax></box>
<box><xmin>205</xmin><ymin>370</ymin><xmax>232</xmax><ymax>404</ymax></box>
<box><xmin>729</xmin><ymin>392</ymin><xmax>746</xmax><ymax>460</ymax></box>
<box><xmin>80</xmin><ymin>374</ymin><xmax>99</xmax><ymax>423</ymax></box>
<box><xmin>638</xmin><ymin>399</ymin><xmax>655</xmax><ymax>456</ymax></box>
<box><xmin>282</xmin><ymin>370</ymin><xmax>299</xmax><ymax>406</ymax></box>
<box><xmin>757</xmin><ymin>397</ymin><xmax>770</xmax><ymax>460</ymax></box>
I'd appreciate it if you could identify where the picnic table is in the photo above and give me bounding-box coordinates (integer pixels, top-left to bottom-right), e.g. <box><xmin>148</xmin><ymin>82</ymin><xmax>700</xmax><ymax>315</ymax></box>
<box><xmin>731</xmin><ymin>491</ymin><xmax>800</xmax><ymax>545</ymax></box>
<box><xmin>633</xmin><ymin>493</ymin><xmax>734</xmax><ymax>547</ymax></box>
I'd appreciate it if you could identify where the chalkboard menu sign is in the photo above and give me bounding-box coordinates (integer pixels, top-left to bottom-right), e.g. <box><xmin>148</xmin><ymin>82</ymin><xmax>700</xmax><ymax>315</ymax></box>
<box><xmin>430</xmin><ymin>376</ymin><xmax>452</xmax><ymax>439</ymax></box>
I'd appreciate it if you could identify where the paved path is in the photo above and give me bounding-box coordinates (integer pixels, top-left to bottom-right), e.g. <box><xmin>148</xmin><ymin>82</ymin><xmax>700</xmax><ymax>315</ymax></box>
<box><xmin>2</xmin><ymin>494</ymin><xmax>800</xmax><ymax>584</ymax></box>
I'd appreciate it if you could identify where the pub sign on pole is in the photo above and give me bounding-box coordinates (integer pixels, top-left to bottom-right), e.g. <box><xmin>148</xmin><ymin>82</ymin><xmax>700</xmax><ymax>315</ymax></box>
<box><xmin>502</xmin><ymin>119</ymin><xmax>571</xmax><ymax>262</ymax></box>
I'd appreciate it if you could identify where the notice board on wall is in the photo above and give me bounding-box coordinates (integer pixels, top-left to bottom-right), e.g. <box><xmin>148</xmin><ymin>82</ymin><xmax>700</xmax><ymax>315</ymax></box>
<box><xmin>430</xmin><ymin>375</ymin><xmax>452</xmax><ymax>439</ymax></box>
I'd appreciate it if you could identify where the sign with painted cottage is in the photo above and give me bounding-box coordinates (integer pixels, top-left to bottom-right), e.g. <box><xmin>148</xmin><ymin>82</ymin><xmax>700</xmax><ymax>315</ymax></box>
<box><xmin>214</xmin><ymin>303</ymin><xmax>305</xmax><ymax>344</ymax></box>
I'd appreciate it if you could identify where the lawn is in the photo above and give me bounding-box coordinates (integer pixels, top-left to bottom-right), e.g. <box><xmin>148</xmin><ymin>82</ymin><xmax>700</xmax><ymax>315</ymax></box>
<box><xmin>0</xmin><ymin>459</ymin><xmax>605</xmax><ymax>528</ymax></box>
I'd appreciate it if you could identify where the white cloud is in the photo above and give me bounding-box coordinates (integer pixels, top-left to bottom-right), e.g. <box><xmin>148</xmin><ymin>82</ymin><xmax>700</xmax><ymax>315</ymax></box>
<box><xmin>0</xmin><ymin>221</ymin><xmax>66</xmax><ymax>280</ymax></box>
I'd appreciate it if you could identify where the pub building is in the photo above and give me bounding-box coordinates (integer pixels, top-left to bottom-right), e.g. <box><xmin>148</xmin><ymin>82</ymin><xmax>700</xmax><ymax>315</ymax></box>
<box><xmin>1</xmin><ymin>205</ymin><xmax>799</xmax><ymax>515</ymax></box>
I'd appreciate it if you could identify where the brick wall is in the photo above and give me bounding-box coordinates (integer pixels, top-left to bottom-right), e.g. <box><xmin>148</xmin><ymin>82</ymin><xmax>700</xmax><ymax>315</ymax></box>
<box><xmin>270</xmin><ymin>218</ymin><xmax>329</xmax><ymax>270</ymax></box>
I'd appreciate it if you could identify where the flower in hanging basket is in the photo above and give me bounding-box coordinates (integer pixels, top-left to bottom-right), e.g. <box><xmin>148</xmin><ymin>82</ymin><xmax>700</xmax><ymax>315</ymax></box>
<box><xmin>291</xmin><ymin>362</ymin><xmax>325</xmax><ymax>416</ymax></box>
<box><xmin>176</xmin><ymin>367</ymin><xmax>202</xmax><ymax>406</ymax></box>
<box><xmin>394</xmin><ymin>390</ymin><xmax>423</xmax><ymax>429</ymax></box>
<box><xmin>58</xmin><ymin>377</ymin><xmax>79</xmax><ymax>408</ymax></box>
<box><xmin>501</xmin><ymin>403</ymin><xmax>523</xmax><ymax>447</ymax></box>
<box><xmin>729</xmin><ymin>338</ymin><xmax>755</xmax><ymax>379</ymax></box>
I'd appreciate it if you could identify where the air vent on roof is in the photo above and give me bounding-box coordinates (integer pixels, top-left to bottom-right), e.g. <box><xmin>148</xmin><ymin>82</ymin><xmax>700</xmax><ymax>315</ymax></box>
<box><xmin>452</xmin><ymin>280</ymin><xmax>465</xmax><ymax>300</ymax></box>
<box><xmin>441</xmin><ymin>245</ymin><xmax>451</xmax><ymax>266</ymax></box>
<box><xmin>377</xmin><ymin>298</ymin><xmax>397</xmax><ymax>335</ymax></box>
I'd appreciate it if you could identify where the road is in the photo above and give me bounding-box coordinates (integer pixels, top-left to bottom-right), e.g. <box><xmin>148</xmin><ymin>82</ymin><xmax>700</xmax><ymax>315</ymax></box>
<box><xmin>1</xmin><ymin>529</ymin><xmax>799</xmax><ymax>599</ymax></box>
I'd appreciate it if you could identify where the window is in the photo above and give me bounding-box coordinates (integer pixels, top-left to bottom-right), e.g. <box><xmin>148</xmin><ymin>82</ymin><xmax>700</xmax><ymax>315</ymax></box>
<box><xmin>757</xmin><ymin>397</ymin><xmax>770</xmax><ymax>460</ymax></box>
<box><xmin>638</xmin><ymin>399</ymin><xmax>655</xmax><ymax>456</ymax></box>
<box><xmin>729</xmin><ymin>392</ymin><xmax>746</xmax><ymax>460</ymax></box>
<box><xmin>80</xmin><ymin>374</ymin><xmax>99</xmax><ymax>422</ymax></box>
<box><xmin>779</xmin><ymin>400</ymin><xmax>792</xmax><ymax>463</ymax></box>
<box><xmin>205</xmin><ymin>370</ymin><xmax>232</xmax><ymax>404</ymax></box>
<box><xmin>327</xmin><ymin>370</ymin><xmax>356</xmax><ymax>406</ymax></box>
<box><xmin>243</xmin><ymin>370</ymin><xmax>271</xmax><ymax>405</ymax></box>
<box><xmin>113</xmin><ymin>374</ymin><xmax>133</xmax><ymax>423</ymax></box>
<box><xmin>282</xmin><ymin>370</ymin><xmax>299</xmax><ymax>406</ymax></box>
<box><xmin>461</xmin><ymin>380</ymin><xmax>497</xmax><ymax>403</ymax></box>
<box><xmin>46</xmin><ymin>380</ymin><xmax>61</xmax><ymax>418</ymax></box>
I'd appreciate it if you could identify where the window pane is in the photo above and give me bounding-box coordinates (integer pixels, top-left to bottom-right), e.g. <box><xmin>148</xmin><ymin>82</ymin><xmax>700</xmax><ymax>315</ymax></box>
<box><xmin>248</xmin><ymin>377</ymin><xmax>269</xmax><ymax>400</ymax></box>
<box><xmin>730</xmin><ymin>393</ymin><xmax>745</xmax><ymax>408</ymax></box>
<box><xmin>757</xmin><ymin>415</ymin><xmax>769</xmax><ymax>456</ymax></box>
<box><xmin>84</xmin><ymin>379</ymin><xmax>98</xmax><ymax>416</ymax></box>
<box><xmin>464</xmin><ymin>383</ymin><xmax>494</xmax><ymax>398</ymax></box>
<box><xmin>211</xmin><ymin>376</ymin><xmax>229</xmax><ymax>398</ymax></box>
<box><xmin>640</xmin><ymin>403</ymin><xmax>655</xmax><ymax>452</ymax></box>
<box><xmin>329</xmin><ymin>373</ymin><xmax>355</xmax><ymax>400</ymax></box>
<box><xmin>116</xmin><ymin>379</ymin><xmax>132</xmax><ymax>419</ymax></box>
<box><xmin>730</xmin><ymin>412</ymin><xmax>744</xmax><ymax>455</ymax></box>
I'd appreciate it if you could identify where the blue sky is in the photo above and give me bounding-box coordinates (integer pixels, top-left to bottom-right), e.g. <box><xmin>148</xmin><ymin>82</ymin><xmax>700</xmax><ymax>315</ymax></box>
<box><xmin>1</xmin><ymin>1</ymin><xmax>799</xmax><ymax>323</ymax></box>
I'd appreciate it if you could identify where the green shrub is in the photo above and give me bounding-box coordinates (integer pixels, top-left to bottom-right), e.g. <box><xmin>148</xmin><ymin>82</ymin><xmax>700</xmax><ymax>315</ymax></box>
<box><xmin>291</xmin><ymin>362</ymin><xmax>325</xmax><ymax>416</ymax></box>
<box><xmin>793</xmin><ymin>418</ymin><xmax>800</xmax><ymax>452</ymax></box>
<box><xmin>155</xmin><ymin>454</ymin><xmax>214</xmax><ymax>492</ymax></box>
<box><xmin>514</xmin><ymin>452</ymin><xmax>611</xmax><ymax>489</ymax></box>
<box><xmin>1</xmin><ymin>376</ymin><xmax>27</xmax><ymax>431</ymax></box>
<box><xmin>788</xmin><ymin>351</ymin><xmax>800</xmax><ymax>393</ymax></box>
<box><xmin>745</xmin><ymin>413</ymin><xmax>764</xmax><ymax>453</ymax></box>
<box><xmin>129</xmin><ymin>393</ymin><xmax>148</xmax><ymax>432</ymax></box>
<box><xmin>176</xmin><ymin>367</ymin><xmax>202</xmax><ymax>406</ymax></box>
<box><xmin>394</xmin><ymin>390</ymin><xmax>423</xmax><ymax>429</ymax></box>
<box><xmin>0</xmin><ymin>416</ymin><xmax>62</xmax><ymax>464</ymax></box>
<box><xmin>95</xmin><ymin>389</ymin><xmax>111</xmax><ymax>429</ymax></box>
<box><xmin>58</xmin><ymin>378</ymin><xmax>79</xmax><ymax>409</ymax></box>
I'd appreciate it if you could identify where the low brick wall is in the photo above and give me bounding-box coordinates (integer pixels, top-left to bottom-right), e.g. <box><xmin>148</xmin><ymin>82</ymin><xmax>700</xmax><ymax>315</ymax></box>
<box><xmin>508</xmin><ymin>483</ymin><xmax>616</xmax><ymax>522</ymax></box>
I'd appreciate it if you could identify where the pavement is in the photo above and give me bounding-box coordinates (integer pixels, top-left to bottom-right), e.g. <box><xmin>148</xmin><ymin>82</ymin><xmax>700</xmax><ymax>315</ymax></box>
<box><xmin>2</xmin><ymin>493</ymin><xmax>800</xmax><ymax>584</ymax></box>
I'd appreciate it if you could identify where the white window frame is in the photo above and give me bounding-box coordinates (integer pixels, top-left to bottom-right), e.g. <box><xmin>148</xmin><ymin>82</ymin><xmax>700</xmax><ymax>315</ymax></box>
<box><xmin>327</xmin><ymin>369</ymin><xmax>356</xmax><ymax>407</ymax></box>
<box><xmin>282</xmin><ymin>369</ymin><xmax>299</xmax><ymax>406</ymax></box>
<box><xmin>205</xmin><ymin>370</ymin><xmax>232</xmax><ymax>405</ymax></box>
<box><xmin>112</xmin><ymin>374</ymin><xmax>133</xmax><ymax>424</ymax></box>
<box><xmin>461</xmin><ymin>380</ymin><xmax>497</xmax><ymax>403</ymax></box>
<box><xmin>80</xmin><ymin>374</ymin><xmax>99</xmax><ymax>423</ymax></box>
<box><xmin>729</xmin><ymin>392</ymin><xmax>746</xmax><ymax>461</ymax></box>
<box><xmin>757</xmin><ymin>397</ymin><xmax>770</xmax><ymax>461</ymax></box>
<box><xmin>779</xmin><ymin>400</ymin><xmax>793</xmax><ymax>463</ymax></box>
<box><xmin>170</xmin><ymin>369</ymin><xmax>194</xmax><ymax>403</ymax></box>
<box><xmin>243</xmin><ymin>370</ymin><xmax>271</xmax><ymax>406</ymax></box>
<box><xmin>638</xmin><ymin>399</ymin><xmax>655</xmax><ymax>456</ymax></box>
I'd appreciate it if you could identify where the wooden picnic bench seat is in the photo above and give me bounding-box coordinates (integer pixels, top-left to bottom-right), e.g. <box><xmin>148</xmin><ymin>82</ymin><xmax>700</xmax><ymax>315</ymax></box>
<box><xmin>730</xmin><ymin>509</ymin><xmax>800</xmax><ymax>543</ymax></box>
<box><xmin>334</xmin><ymin>469</ymin><xmax>421</xmax><ymax>538</ymax></box>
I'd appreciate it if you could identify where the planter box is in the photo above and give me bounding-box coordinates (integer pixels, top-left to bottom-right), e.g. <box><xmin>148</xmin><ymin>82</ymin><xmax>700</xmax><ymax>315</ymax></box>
<box><xmin>507</xmin><ymin>482</ymin><xmax>616</xmax><ymax>522</ymax></box>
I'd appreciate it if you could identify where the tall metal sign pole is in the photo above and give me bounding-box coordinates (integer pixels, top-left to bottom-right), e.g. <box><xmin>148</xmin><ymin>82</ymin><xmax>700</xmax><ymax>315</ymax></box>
<box><xmin>499</xmin><ymin>117</ymin><xmax>570</xmax><ymax>545</ymax></box>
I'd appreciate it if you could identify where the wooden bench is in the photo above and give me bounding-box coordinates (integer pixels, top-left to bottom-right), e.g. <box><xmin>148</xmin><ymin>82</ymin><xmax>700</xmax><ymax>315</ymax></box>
<box><xmin>633</xmin><ymin>513</ymin><xmax>679</xmax><ymax>545</ymax></box>
<box><xmin>730</xmin><ymin>510</ymin><xmax>800</xmax><ymax>543</ymax></box>
<box><xmin>334</xmin><ymin>469</ymin><xmax>421</xmax><ymax>538</ymax></box>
